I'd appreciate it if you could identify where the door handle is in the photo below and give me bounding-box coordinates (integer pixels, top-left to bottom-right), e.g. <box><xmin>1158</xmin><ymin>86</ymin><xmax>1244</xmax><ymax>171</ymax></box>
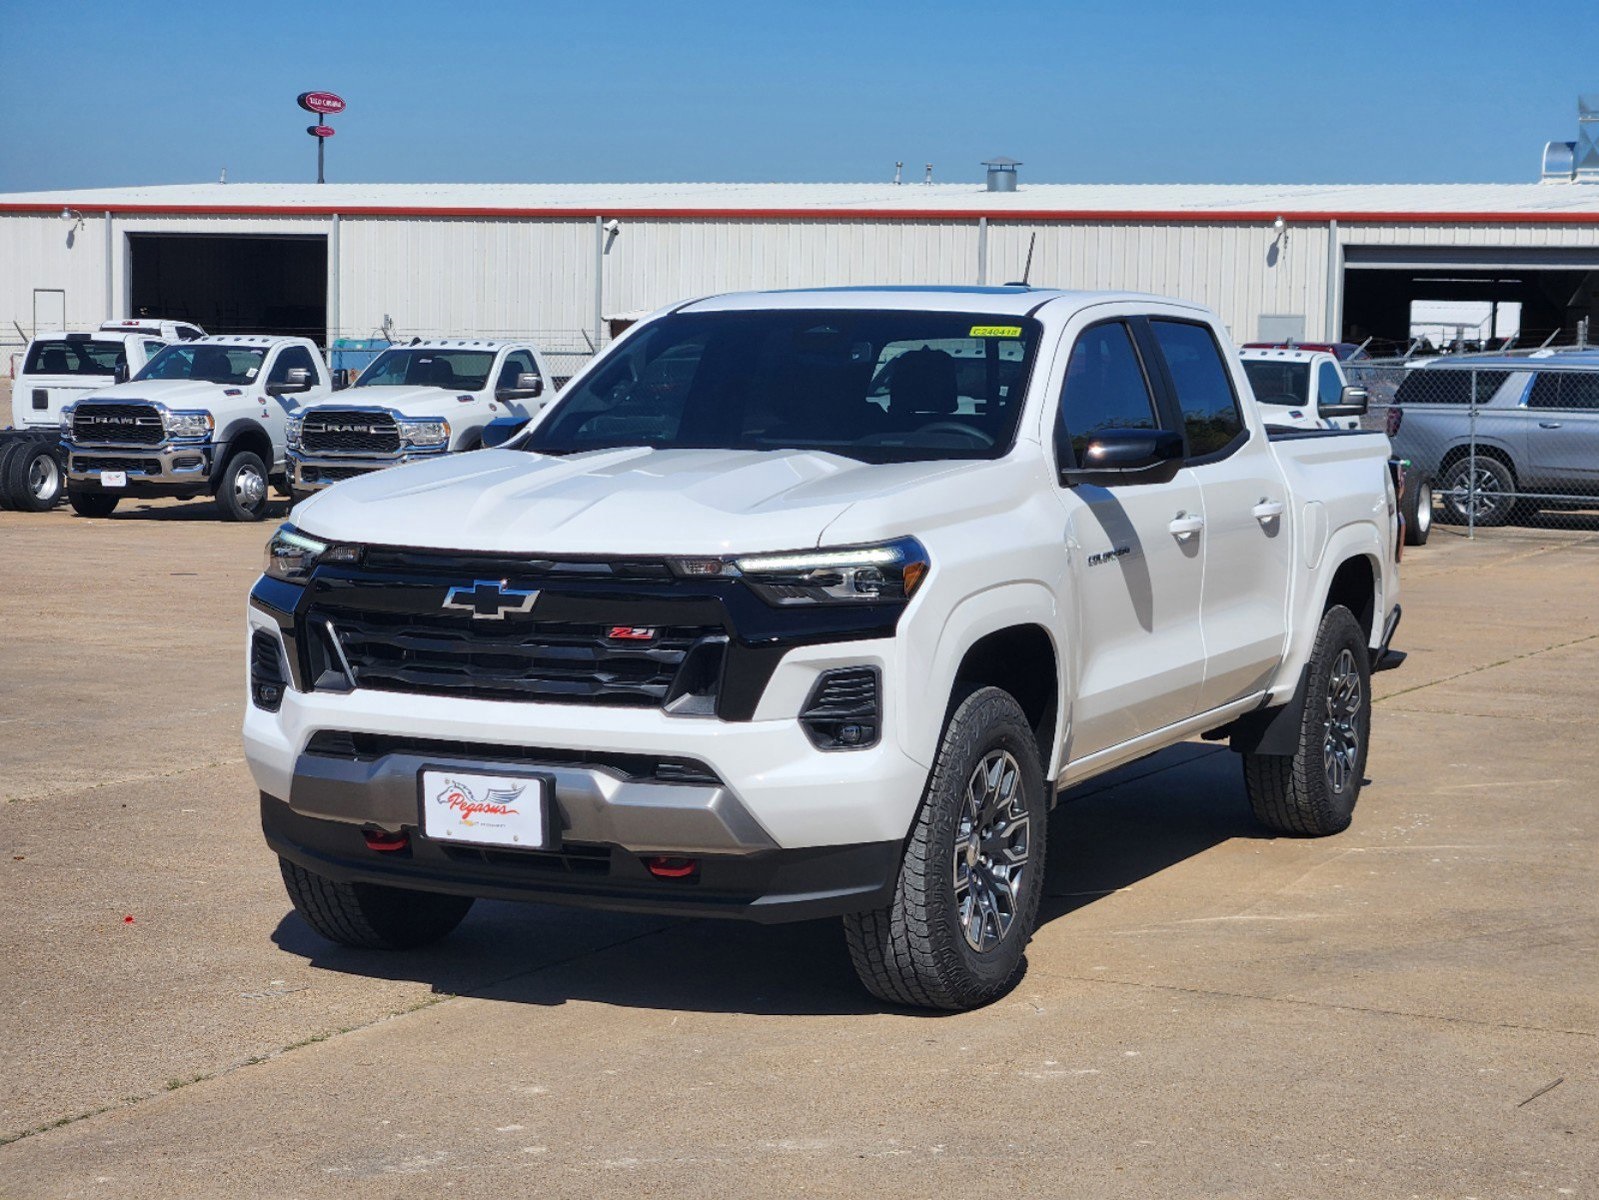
<box><xmin>1168</xmin><ymin>512</ymin><xmax>1205</xmax><ymax>539</ymax></box>
<box><xmin>1538</xmin><ymin>421</ymin><xmax>1563</xmax><ymax>429</ymax></box>
<box><xmin>1252</xmin><ymin>499</ymin><xmax>1286</xmax><ymax>521</ymax></box>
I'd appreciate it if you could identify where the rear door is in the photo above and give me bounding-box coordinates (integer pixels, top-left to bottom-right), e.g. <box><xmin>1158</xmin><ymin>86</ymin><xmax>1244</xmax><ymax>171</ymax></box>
<box><xmin>1523</xmin><ymin>370</ymin><xmax>1599</xmax><ymax>496</ymax></box>
<box><xmin>1053</xmin><ymin>317</ymin><xmax>1209</xmax><ymax>760</ymax></box>
<box><xmin>1144</xmin><ymin>317</ymin><xmax>1293</xmax><ymax>713</ymax></box>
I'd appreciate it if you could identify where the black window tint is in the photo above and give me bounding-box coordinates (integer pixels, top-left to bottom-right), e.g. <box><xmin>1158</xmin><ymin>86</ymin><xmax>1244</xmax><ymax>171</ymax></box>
<box><xmin>1393</xmin><ymin>369</ymin><xmax>1509</xmax><ymax>406</ymax></box>
<box><xmin>22</xmin><ymin>339</ymin><xmax>125</xmax><ymax>376</ymax></box>
<box><xmin>1150</xmin><ymin>320</ymin><xmax>1244</xmax><ymax>457</ymax></box>
<box><xmin>1528</xmin><ymin>372</ymin><xmax>1599</xmax><ymax>411</ymax></box>
<box><xmin>1058</xmin><ymin>322</ymin><xmax>1158</xmax><ymax>461</ymax></box>
<box><xmin>1242</xmin><ymin>360</ymin><xmax>1309</xmax><ymax>406</ymax></box>
<box><xmin>1317</xmin><ymin>362</ymin><xmax>1344</xmax><ymax>408</ymax></box>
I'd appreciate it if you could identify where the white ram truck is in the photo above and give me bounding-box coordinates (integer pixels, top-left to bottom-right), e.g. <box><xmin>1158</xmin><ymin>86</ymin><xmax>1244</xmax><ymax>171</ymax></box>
<box><xmin>62</xmin><ymin>335</ymin><xmax>333</xmax><ymax>521</ymax></box>
<box><xmin>286</xmin><ymin>340</ymin><xmax>550</xmax><ymax>499</ymax></box>
<box><xmin>1239</xmin><ymin>347</ymin><xmax>1366</xmax><ymax>431</ymax></box>
<box><xmin>244</xmin><ymin>287</ymin><xmax>1403</xmax><ymax>1011</ymax></box>
<box><xmin>2</xmin><ymin>328</ymin><xmax>184</xmax><ymax>511</ymax></box>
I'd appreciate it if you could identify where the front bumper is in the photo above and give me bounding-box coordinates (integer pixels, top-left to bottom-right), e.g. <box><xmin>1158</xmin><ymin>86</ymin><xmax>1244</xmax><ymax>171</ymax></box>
<box><xmin>288</xmin><ymin>447</ymin><xmax>446</xmax><ymax>491</ymax></box>
<box><xmin>66</xmin><ymin>439</ymin><xmax>214</xmax><ymax>490</ymax></box>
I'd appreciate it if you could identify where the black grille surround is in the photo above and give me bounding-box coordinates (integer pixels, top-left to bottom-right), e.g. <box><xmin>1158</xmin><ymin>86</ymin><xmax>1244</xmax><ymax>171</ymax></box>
<box><xmin>72</xmin><ymin>402</ymin><xmax>164</xmax><ymax>446</ymax></box>
<box><xmin>800</xmin><ymin>667</ymin><xmax>883</xmax><ymax>749</ymax></box>
<box><xmin>251</xmin><ymin>630</ymin><xmax>287</xmax><ymax>711</ymax></box>
<box><xmin>299</xmin><ymin>410</ymin><xmax>401</xmax><ymax>455</ymax></box>
<box><xmin>72</xmin><ymin>455</ymin><xmax>163</xmax><ymax>475</ymax></box>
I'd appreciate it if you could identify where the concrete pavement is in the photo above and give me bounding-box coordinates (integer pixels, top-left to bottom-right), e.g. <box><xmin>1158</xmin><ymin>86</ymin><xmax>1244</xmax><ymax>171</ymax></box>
<box><xmin>1</xmin><ymin>502</ymin><xmax>1595</xmax><ymax>1197</ymax></box>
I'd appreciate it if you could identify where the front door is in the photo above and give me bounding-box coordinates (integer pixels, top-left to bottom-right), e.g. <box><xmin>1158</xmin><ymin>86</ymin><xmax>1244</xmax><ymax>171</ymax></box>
<box><xmin>1524</xmin><ymin>369</ymin><xmax>1599</xmax><ymax>494</ymax></box>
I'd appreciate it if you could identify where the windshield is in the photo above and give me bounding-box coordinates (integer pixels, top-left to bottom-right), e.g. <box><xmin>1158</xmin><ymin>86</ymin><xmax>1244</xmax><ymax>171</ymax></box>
<box><xmin>526</xmin><ymin>310</ymin><xmax>1042</xmax><ymax>463</ymax></box>
<box><xmin>356</xmin><ymin>349</ymin><xmax>497</xmax><ymax>391</ymax></box>
<box><xmin>23</xmin><ymin>339</ymin><xmax>125</xmax><ymax>376</ymax></box>
<box><xmin>136</xmin><ymin>344</ymin><xmax>266</xmax><ymax>385</ymax></box>
<box><xmin>1242</xmin><ymin>360</ymin><xmax>1311</xmax><ymax>407</ymax></box>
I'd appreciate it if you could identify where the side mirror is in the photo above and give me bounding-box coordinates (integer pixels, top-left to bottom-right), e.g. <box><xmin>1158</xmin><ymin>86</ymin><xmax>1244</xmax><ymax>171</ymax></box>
<box><xmin>114</xmin><ymin>362</ymin><xmax>130</xmax><ymax>384</ymax></box>
<box><xmin>496</xmin><ymin>372</ymin><xmax>543</xmax><ymax>402</ymax></box>
<box><xmin>1058</xmin><ymin>428</ymin><xmax>1186</xmax><ymax>488</ymax></box>
<box><xmin>267</xmin><ymin>367</ymin><xmax>314</xmax><ymax>396</ymax></box>
<box><xmin>479</xmin><ymin>417</ymin><xmax>530</xmax><ymax>449</ymax></box>
<box><xmin>1320</xmin><ymin>384</ymin><xmax>1369</xmax><ymax>419</ymax></box>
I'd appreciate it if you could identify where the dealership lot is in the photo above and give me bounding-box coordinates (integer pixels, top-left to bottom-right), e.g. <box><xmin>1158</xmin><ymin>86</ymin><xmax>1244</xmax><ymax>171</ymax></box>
<box><xmin>1</xmin><ymin>504</ymin><xmax>1596</xmax><ymax>1197</ymax></box>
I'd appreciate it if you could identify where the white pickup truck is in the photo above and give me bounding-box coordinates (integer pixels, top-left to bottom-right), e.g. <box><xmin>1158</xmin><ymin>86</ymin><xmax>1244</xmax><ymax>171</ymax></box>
<box><xmin>62</xmin><ymin>335</ymin><xmax>333</xmax><ymax>521</ymax></box>
<box><xmin>286</xmin><ymin>339</ymin><xmax>550</xmax><ymax>500</ymax></box>
<box><xmin>245</xmin><ymin>287</ymin><xmax>1403</xmax><ymax>1011</ymax></box>
<box><xmin>1239</xmin><ymin>347</ymin><xmax>1366</xmax><ymax>431</ymax></box>
<box><xmin>1</xmin><ymin>324</ymin><xmax>197</xmax><ymax>511</ymax></box>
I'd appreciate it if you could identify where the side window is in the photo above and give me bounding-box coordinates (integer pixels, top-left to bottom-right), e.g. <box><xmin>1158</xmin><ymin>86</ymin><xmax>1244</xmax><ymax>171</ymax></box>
<box><xmin>497</xmin><ymin>350</ymin><xmax>538</xmax><ymax>389</ymax></box>
<box><xmin>1527</xmin><ymin>372</ymin><xmax>1599</xmax><ymax>412</ymax></box>
<box><xmin>268</xmin><ymin>345</ymin><xmax>318</xmax><ymax>384</ymax></box>
<box><xmin>1057</xmin><ymin>322</ymin><xmax>1158</xmax><ymax>465</ymax></box>
<box><xmin>1150</xmin><ymin>320</ymin><xmax>1246</xmax><ymax>458</ymax></box>
<box><xmin>1316</xmin><ymin>362</ymin><xmax>1344</xmax><ymax>408</ymax></box>
<box><xmin>144</xmin><ymin>341</ymin><xmax>166</xmax><ymax>361</ymax></box>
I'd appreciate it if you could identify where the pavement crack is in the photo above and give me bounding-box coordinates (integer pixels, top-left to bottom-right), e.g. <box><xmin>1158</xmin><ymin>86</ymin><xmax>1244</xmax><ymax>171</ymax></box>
<box><xmin>3</xmin><ymin>756</ymin><xmax>248</xmax><ymax>805</ymax></box>
<box><xmin>1375</xmin><ymin>630</ymin><xmax>1599</xmax><ymax>705</ymax></box>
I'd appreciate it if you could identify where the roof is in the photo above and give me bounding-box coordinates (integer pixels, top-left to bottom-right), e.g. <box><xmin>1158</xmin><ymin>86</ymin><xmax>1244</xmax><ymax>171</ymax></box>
<box><xmin>1239</xmin><ymin>348</ymin><xmax>1327</xmax><ymax>362</ymax></box>
<box><xmin>195</xmin><ymin>334</ymin><xmax>302</xmax><ymax>346</ymax></box>
<box><xmin>5</xmin><ymin>181</ymin><xmax>1599</xmax><ymax>223</ymax></box>
<box><xmin>680</xmin><ymin>285</ymin><xmax>1186</xmax><ymax>317</ymax></box>
<box><xmin>390</xmin><ymin>339</ymin><xmax>524</xmax><ymax>350</ymax></box>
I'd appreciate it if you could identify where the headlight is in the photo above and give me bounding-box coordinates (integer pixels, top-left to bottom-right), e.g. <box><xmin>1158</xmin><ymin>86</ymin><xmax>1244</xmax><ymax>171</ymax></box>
<box><xmin>163</xmin><ymin>409</ymin><xmax>214</xmax><ymax>439</ymax></box>
<box><xmin>722</xmin><ymin>538</ymin><xmax>930</xmax><ymax>606</ymax></box>
<box><xmin>397</xmin><ymin>417</ymin><xmax>450</xmax><ymax>448</ymax></box>
<box><xmin>286</xmin><ymin>415</ymin><xmax>303</xmax><ymax>448</ymax></box>
<box><xmin>60</xmin><ymin>404</ymin><xmax>76</xmax><ymax>436</ymax></box>
<box><xmin>264</xmin><ymin>524</ymin><xmax>361</xmax><ymax>583</ymax></box>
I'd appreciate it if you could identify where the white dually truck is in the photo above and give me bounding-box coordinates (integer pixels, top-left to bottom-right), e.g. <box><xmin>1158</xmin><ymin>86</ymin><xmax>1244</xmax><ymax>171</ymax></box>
<box><xmin>245</xmin><ymin>287</ymin><xmax>1404</xmax><ymax>1011</ymax></box>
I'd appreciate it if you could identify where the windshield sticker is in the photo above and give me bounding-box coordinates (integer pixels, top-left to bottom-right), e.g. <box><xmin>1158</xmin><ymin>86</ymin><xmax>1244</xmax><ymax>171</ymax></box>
<box><xmin>970</xmin><ymin>325</ymin><xmax>1022</xmax><ymax>338</ymax></box>
<box><xmin>245</xmin><ymin>367</ymin><xmax>259</xmax><ymax>379</ymax></box>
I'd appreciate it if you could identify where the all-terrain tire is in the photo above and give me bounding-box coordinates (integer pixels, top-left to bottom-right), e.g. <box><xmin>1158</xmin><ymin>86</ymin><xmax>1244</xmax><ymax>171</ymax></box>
<box><xmin>1243</xmin><ymin>605</ymin><xmax>1371</xmax><ymax>837</ymax></box>
<box><xmin>1401</xmin><ymin>475</ymin><xmax>1432</xmax><ymax>546</ymax></box>
<box><xmin>843</xmin><ymin>686</ymin><xmax>1047</xmax><ymax>1011</ymax></box>
<box><xmin>67</xmin><ymin>488</ymin><xmax>119</xmax><ymax>518</ymax></box>
<box><xmin>279</xmin><ymin>857</ymin><xmax>474</xmax><ymax>950</ymax></box>
<box><xmin>0</xmin><ymin>441</ymin><xmax>25</xmax><ymax>510</ymax></box>
<box><xmin>2</xmin><ymin>439</ymin><xmax>65</xmax><ymax>512</ymax></box>
<box><xmin>215</xmin><ymin>451</ymin><xmax>271</xmax><ymax>522</ymax></box>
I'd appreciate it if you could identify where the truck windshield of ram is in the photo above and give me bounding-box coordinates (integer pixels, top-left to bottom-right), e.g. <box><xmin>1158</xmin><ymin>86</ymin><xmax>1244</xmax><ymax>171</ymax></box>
<box><xmin>355</xmin><ymin>347</ymin><xmax>497</xmax><ymax>391</ymax></box>
<box><xmin>138</xmin><ymin>343</ymin><xmax>267</xmax><ymax>385</ymax></box>
<box><xmin>527</xmin><ymin>310</ymin><xmax>1039</xmax><ymax>461</ymax></box>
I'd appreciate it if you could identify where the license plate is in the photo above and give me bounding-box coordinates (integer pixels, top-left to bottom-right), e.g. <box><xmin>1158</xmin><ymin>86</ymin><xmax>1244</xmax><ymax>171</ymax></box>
<box><xmin>101</xmin><ymin>470</ymin><xmax>127</xmax><ymax>488</ymax></box>
<box><xmin>420</xmin><ymin>769</ymin><xmax>549</xmax><ymax>849</ymax></box>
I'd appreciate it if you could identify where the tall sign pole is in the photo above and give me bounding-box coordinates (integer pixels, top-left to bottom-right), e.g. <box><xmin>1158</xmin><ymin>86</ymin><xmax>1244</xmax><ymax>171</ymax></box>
<box><xmin>296</xmin><ymin>91</ymin><xmax>346</xmax><ymax>184</ymax></box>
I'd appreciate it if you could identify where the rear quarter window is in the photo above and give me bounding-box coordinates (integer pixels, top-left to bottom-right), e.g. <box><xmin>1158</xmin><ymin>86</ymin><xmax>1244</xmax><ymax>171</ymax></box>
<box><xmin>1527</xmin><ymin>371</ymin><xmax>1599</xmax><ymax>411</ymax></box>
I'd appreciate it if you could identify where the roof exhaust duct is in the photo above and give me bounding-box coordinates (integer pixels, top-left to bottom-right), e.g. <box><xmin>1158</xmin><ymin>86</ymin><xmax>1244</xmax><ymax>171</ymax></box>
<box><xmin>1541</xmin><ymin>96</ymin><xmax>1599</xmax><ymax>182</ymax></box>
<box><xmin>983</xmin><ymin>156</ymin><xmax>1021</xmax><ymax>192</ymax></box>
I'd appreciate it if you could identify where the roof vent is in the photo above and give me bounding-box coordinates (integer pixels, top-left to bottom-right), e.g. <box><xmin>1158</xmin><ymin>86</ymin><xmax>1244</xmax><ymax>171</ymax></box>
<box><xmin>983</xmin><ymin>156</ymin><xmax>1021</xmax><ymax>193</ymax></box>
<box><xmin>1541</xmin><ymin>96</ymin><xmax>1599</xmax><ymax>182</ymax></box>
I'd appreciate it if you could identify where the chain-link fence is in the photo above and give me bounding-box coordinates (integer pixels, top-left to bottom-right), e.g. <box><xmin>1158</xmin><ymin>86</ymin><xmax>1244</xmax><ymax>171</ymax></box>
<box><xmin>1346</xmin><ymin>351</ymin><xmax>1599</xmax><ymax>540</ymax></box>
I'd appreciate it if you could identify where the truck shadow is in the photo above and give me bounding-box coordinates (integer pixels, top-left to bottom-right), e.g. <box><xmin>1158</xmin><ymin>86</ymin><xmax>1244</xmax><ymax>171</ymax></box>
<box><xmin>96</xmin><ymin>499</ymin><xmax>294</xmax><ymax>521</ymax></box>
<box><xmin>270</xmin><ymin>743</ymin><xmax>1267</xmax><ymax>1018</ymax></box>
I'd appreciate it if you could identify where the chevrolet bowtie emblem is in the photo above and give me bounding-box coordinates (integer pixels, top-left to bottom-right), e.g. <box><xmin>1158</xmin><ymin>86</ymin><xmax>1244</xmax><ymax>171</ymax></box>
<box><xmin>442</xmin><ymin>579</ymin><xmax>539</xmax><ymax>620</ymax></box>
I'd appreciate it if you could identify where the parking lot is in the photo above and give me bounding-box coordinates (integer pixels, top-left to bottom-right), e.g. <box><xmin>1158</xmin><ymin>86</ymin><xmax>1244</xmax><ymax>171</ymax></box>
<box><xmin>0</xmin><ymin>501</ymin><xmax>1596</xmax><ymax>1197</ymax></box>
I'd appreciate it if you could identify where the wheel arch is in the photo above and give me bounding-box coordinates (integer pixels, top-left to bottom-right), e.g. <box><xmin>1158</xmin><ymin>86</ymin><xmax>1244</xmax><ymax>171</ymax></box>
<box><xmin>212</xmin><ymin>419</ymin><xmax>274</xmax><ymax>493</ymax></box>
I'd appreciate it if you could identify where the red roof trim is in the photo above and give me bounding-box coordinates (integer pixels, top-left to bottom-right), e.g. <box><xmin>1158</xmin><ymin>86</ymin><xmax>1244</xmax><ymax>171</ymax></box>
<box><xmin>1</xmin><ymin>202</ymin><xmax>1598</xmax><ymax>224</ymax></box>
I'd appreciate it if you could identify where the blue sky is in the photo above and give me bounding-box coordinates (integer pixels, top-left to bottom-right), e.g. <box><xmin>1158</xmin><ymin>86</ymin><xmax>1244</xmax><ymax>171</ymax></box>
<box><xmin>0</xmin><ymin>0</ymin><xmax>1590</xmax><ymax>192</ymax></box>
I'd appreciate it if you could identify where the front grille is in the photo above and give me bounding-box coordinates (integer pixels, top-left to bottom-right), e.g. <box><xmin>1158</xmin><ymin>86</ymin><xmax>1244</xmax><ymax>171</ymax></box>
<box><xmin>440</xmin><ymin>843</ymin><xmax>612</xmax><ymax>876</ymax></box>
<box><xmin>72</xmin><ymin>402</ymin><xmax>164</xmax><ymax>446</ymax></box>
<box><xmin>312</xmin><ymin>607</ymin><xmax>720</xmax><ymax>707</ymax></box>
<box><xmin>300</xmin><ymin>410</ymin><xmax>400</xmax><ymax>454</ymax></box>
<box><xmin>800</xmin><ymin>667</ymin><xmax>881</xmax><ymax>749</ymax></box>
<box><xmin>304</xmin><ymin>730</ymin><xmax>722</xmax><ymax>785</ymax></box>
<box><xmin>303</xmin><ymin>464</ymin><xmax>372</xmax><ymax>484</ymax></box>
<box><xmin>251</xmin><ymin>630</ymin><xmax>287</xmax><ymax>711</ymax></box>
<box><xmin>73</xmin><ymin>455</ymin><xmax>163</xmax><ymax>475</ymax></box>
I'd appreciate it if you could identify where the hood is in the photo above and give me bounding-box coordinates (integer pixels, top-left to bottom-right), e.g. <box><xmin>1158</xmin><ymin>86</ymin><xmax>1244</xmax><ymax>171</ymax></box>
<box><xmin>292</xmin><ymin>446</ymin><xmax>987</xmax><ymax>556</ymax></box>
<box><xmin>74</xmin><ymin>378</ymin><xmax>245</xmax><ymax>407</ymax></box>
<box><xmin>304</xmin><ymin>385</ymin><xmax>469</xmax><ymax>418</ymax></box>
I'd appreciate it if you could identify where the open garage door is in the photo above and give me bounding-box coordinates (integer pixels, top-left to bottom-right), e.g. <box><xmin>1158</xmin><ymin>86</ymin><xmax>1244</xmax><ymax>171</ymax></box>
<box><xmin>1342</xmin><ymin>245</ymin><xmax>1599</xmax><ymax>353</ymax></box>
<box><xmin>128</xmin><ymin>233</ymin><xmax>327</xmax><ymax>345</ymax></box>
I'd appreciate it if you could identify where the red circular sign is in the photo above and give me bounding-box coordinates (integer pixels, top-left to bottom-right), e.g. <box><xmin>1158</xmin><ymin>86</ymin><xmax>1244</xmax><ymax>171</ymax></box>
<box><xmin>297</xmin><ymin>91</ymin><xmax>345</xmax><ymax>116</ymax></box>
<box><xmin>307</xmin><ymin>125</ymin><xmax>336</xmax><ymax>138</ymax></box>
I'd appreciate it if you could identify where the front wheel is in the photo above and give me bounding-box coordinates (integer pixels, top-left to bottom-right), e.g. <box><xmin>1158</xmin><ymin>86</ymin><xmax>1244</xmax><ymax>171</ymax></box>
<box><xmin>1436</xmin><ymin>455</ymin><xmax>1516</xmax><ymax>527</ymax></box>
<box><xmin>1242</xmin><ymin>605</ymin><xmax>1371</xmax><ymax>836</ymax></box>
<box><xmin>279</xmin><ymin>858</ymin><xmax>474</xmax><ymax>949</ymax></box>
<box><xmin>67</xmin><ymin>489</ymin><xmax>119</xmax><ymax>518</ymax></box>
<box><xmin>215</xmin><ymin>451</ymin><xmax>271</xmax><ymax>522</ymax></box>
<box><xmin>844</xmin><ymin>686</ymin><xmax>1047</xmax><ymax>1011</ymax></box>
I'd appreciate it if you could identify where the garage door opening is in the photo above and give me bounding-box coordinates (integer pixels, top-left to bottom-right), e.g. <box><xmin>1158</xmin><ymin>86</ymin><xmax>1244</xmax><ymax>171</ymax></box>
<box><xmin>128</xmin><ymin>233</ymin><xmax>327</xmax><ymax>345</ymax></box>
<box><xmin>1342</xmin><ymin>246</ymin><xmax>1599</xmax><ymax>354</ymax></box>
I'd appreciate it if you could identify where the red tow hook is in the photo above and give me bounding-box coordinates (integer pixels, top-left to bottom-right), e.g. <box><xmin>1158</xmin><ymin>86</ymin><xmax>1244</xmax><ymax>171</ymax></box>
<box><xmin>363</xmin><ymin>829</ymin><xmax>410</xmax><ymax>853</ymax></box>
<box><xmin>644</xmin><ymin>856</ymin><xmax>699</xmax><ymax>880</ymax></box>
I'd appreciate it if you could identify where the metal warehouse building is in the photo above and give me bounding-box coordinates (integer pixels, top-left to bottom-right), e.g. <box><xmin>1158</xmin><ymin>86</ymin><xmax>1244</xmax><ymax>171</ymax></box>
<box><xmin>3</xmin><ymin>177</ymin><xmax>1597</xmax><ymax>369</ymax></box>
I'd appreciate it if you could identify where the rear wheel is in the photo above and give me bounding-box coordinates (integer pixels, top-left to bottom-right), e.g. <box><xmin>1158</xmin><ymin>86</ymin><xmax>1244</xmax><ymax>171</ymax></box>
<box><xmin>67</xmin><ymin>489</ymin><xmax>119</xmax><ymax>518</ymax></box>
<box><xmin>1401</xmin><ymin>475</ymin><xmax>1432</xmax><ymax>546</ymax></box>
<box><xmin>1242</xmin><ymin>605</ymin><xmax>1371</xmax><ymax>837</ymax></box>
<box><xmin>3</xmin><ymin>440</ymin><xmax>64</xmax><ymax>512</ymax></box>
<box><xmin>0</xmin><ymin>441</ymin><xmax>24</xmax><ymax>510</ymax></box>
<box><xmin>843</xmin><ymin>686</ymin><xmax>1046</xmax><ymax>1011</ymax></box>
<box><xmin>1437</xmin><ymin>455</ymin><xmax>1516</xmax><ymax>527</ymax></box>
<box><xmin>279</xmin><ymin>857</ymin><xmax>474</xmax><ymax>950</ymax></box>
<box><xmin>215</xmin><ymin>451</ymin><xmax>270</xmax><ymax>522</ymax></box>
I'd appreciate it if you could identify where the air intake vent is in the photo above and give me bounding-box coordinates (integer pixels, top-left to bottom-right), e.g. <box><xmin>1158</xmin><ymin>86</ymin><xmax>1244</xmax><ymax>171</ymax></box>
<box><xmin>250</xmin><ymin>630</ymin><xmax>287</xmax><ymax>711</ymax></box>
<box><xmin>799</xmin><ymin>667</ymin><xmax>881</xmax><ymax>750</ymax></box>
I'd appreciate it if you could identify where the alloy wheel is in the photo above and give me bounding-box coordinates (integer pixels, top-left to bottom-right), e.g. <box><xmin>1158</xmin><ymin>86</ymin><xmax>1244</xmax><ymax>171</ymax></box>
<box><xmin>1323</xmin><ymin>648</ymin><xmax>1363</xmax><ymax>794</ymax></box>
<box><xmin>952</xmin><ymin>749</ymin><xmax>1031</xmax><ymax>953</ymax></box>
